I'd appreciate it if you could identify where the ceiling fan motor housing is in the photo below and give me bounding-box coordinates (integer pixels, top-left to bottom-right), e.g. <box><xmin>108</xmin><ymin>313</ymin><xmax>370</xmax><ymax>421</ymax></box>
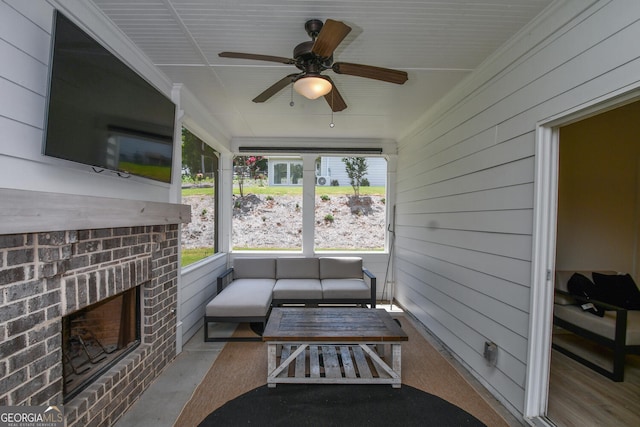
<box><xmin>293</xmin><ymin>41</ymin><xmax>332</xmax><ymax>72</ymax></box>
<box><xmin>304</xmin><ymin>19</ymin><xmax>324</xmax><ymax>39</ymax></box>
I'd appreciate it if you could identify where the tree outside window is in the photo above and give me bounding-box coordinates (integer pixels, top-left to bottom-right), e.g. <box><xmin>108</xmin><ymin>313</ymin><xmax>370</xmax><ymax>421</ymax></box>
<box><xmin>180</xmin><ymin>128</ymin><xmax>218</xmax><ymax>266</ymax></box>
<box><xmin>232</xmin><ymin>156</ymin><xmax>303</xmax><ymax>250</ymax></box>
<box><xmin>230</xmin><ymin>154</ymin><xmax>386</xmax><ymax>252</ymax></box>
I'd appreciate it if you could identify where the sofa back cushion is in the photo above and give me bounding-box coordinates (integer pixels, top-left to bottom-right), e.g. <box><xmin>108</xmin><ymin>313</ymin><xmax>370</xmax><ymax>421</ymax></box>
<box><xmin>320</xmin><ymin>257</ymin><xmax>362</xmax><ymax>279</ymax></box>
<box><xmin>277</xmin><ymin>257</ymin><xmax>320</xmax><ymax>279</ymax></box>
<box><xmin>233</xmin><ymin>258</ymin><xmax>276</xmax><ymax>279</ymax></box>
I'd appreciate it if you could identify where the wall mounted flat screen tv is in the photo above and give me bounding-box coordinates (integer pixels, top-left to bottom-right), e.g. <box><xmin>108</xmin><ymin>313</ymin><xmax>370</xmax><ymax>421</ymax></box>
<box><xmin>43</xmin><ymin>10</ymin><xmax>176</xmax><ymax>183</ymax></box>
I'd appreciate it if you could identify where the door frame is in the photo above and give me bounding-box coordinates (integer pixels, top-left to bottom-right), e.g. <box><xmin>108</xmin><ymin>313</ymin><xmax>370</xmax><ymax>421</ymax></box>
<box><xmin>524</xmin><ymin>89</ymin><xmax>640</xmax><ymax>422</ymax></box>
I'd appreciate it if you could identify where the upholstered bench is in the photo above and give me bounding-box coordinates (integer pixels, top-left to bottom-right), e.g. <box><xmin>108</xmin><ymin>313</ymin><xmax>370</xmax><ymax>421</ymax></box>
<box><xmin>204</xmin><ymin>257</ymin><xmax>376</xmax><ymax>342</ymax></box>
<box><xmin>553</xmin><ymin>270</ymin><xmax>640</xmax><ymax>381</ymax></box>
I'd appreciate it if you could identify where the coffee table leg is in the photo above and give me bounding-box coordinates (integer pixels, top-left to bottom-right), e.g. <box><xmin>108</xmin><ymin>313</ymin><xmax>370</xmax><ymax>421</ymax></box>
<box><xmin>392</xmin><ymin>344</ymin><xmax>401</xmax><ymax>388</ymax></box>
<box><xmin>267</xmin><ymin>343</ymin><xmax>277</xmax><ymax>388</ymax></box>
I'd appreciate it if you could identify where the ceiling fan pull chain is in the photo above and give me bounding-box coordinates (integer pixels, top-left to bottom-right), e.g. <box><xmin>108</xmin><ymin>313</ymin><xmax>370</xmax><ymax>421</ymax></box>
<box><xmin>290</xmin><ymin>83</ymin><xmax>295</xmax><ymax>107</ymax></box>
<box><xmin>329</xmin><ymin>90</ymin><xmax>335</xmax><ymax>128</ymax></box>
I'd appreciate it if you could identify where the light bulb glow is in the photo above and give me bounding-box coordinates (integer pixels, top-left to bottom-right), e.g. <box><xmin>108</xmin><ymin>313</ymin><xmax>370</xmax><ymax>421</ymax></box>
<box><xmin>293</xmin><ymin>76</ymin><xmax>332</xmax><ymax>99</ymax></box>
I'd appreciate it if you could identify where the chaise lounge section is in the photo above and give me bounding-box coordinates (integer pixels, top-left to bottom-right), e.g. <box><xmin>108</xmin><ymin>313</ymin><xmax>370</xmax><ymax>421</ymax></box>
<box><xmin>204</xmin><ymin>257</ymin><xmax>376</xmax><ymax>342</ymax></box>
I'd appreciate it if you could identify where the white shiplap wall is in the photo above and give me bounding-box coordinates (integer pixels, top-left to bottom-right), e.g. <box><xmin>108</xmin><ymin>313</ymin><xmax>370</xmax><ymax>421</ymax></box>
<box><xmin>395</xmin><ymin>0</ymin><xmax>640</xmax><ymax>418</ymax></box>
<box><xmin>0</xmin><ymin>0</ymin><xmax>230</xmax><ymax>349</ymax></box>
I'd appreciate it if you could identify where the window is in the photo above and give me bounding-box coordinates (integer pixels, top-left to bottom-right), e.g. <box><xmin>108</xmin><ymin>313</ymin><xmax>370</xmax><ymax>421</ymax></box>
<box><xmin>232</xmin><ymin>155</ymin><xmax>303</xmax><ymax>250</ymax></box>
<box><xmin>314</xmin><ymin>156</ymin><xmax>386</xmax><ymax>251</ymax></box>
<box><xmin>270</xmin><ymin>158</ymin><xmax>303</xmax><ymax>185</ymax></box>
<box><xmin>180</xmin><ymin>128</ymin><xmax>218</xmax><ymax>266</ymax></box>
<box><xmin>231</xmin><ymin>154</ymin><xmax>387</xmax><ymax>252</ymax></box>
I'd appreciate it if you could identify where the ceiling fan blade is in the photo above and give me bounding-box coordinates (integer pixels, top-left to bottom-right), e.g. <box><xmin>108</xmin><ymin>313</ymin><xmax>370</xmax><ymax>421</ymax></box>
<box><xmin>312</xmin><ymin>19</ymin><xmax>352</xmax><ymax>58</ymax></box>
<box><xmin>219</xmin><ymin>51</ymin><xmax>295</xmax><ymax>65</ymax></box>
<box><xmin>332</xmin><ymin>62</ymin><xmax>408</xmax><ymax>85</ymax></box>
<box><xmin>323</xmin><ymin>77</ymin><xmax>347</xmax><ymax>112</ymax></box>
<box><xmin>252</xmin><ymin>74</ymin><xmax>299</xmax><ymax>103</ymax></box>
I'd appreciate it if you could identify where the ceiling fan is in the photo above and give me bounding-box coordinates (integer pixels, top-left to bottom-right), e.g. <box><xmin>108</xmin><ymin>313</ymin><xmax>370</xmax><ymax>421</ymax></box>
<box><xmin>219</xmin><ymin>19</ymin><xmax>408</xmax><ymax>112</ymax></box>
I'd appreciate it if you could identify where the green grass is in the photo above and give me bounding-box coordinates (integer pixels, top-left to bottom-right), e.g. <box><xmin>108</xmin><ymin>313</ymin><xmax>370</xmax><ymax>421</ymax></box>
<box><xmin>182</xmin><ymin>187</ymin><xmax>215</xmax><ymax>197</ymax></box>
<box><xmin>231</xmin><ymin>184</ymin><xmax>385</xmax><ymax>197</ymax></box>
<box><xmin>181</xmin><ymin>183</ymin><xmax>385</xmax><ymax>198</ymax></box>
<box><xmin>181</xmin><ymin>247</ymin><xmax>216</xmax><ymax>267</ymax></box>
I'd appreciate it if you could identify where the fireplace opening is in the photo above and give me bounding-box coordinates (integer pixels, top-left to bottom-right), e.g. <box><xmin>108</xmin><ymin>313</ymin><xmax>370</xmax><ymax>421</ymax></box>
<box><xmin>62</xmin><ymin>286</ymin><xmax>141</xmax><ymax>402</ymax></box>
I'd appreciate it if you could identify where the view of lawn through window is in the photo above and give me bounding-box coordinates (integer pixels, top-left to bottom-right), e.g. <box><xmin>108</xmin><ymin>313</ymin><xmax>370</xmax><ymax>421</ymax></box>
<box><xmin>233</xmin><ymin>155</ymin><xmax>303</xmax><ymax>250</ymax></box>
<box><xmin>181</xmin><ymin>128</ymin><xmax>218</xmax><ymax>266</ymax></box>
<box><xmin>232</xmin><ymin>155</ymin><xmax>386</xmax><ymax>251</ymax></box>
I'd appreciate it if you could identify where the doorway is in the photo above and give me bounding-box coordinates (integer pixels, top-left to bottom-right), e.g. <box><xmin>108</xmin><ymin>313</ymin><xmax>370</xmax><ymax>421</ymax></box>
<box><xmin>527</xmin><ymin>97</ymin><xmax>640</xmax><ymax>425</ymax></box>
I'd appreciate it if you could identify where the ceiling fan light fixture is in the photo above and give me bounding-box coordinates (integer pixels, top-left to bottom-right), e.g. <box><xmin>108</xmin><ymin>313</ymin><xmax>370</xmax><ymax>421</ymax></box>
<box><xmin>293</xmin><ymin>76</ymin><xmax>332</xmax><ymax>99</ymax></box>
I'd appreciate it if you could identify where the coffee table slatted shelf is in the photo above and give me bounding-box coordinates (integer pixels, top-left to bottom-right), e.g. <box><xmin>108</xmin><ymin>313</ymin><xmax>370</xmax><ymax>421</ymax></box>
<box><xmin>264</xmin><ymin>308</ymin><xmax>408</xmax><ymax>388</ymax></box>
<box><xmin>273</xmin><ymin>344</ymin><xmax>398</xmax><ymax>384</ymax></box>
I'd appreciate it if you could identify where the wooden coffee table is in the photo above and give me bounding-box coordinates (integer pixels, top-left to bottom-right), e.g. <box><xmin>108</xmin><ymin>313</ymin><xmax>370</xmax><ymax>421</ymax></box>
<box><xmin>263</xmin><ymin>307</ymin><xmax>408</xmax><ymax>388</ymax></box>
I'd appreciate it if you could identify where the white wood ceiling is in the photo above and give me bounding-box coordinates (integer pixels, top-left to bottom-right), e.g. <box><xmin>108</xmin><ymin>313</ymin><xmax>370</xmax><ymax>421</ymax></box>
<box><xmin>91</xmin><ymin>0</ymin><xmax>553</xmax><ymax>142</ymax></box>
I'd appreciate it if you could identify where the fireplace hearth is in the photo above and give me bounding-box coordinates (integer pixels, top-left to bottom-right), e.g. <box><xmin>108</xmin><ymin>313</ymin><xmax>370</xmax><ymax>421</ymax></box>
<box><xmin>63</xmin><ymin>286</ymin><xmax>140</xmax><ymax>401</ymax></box>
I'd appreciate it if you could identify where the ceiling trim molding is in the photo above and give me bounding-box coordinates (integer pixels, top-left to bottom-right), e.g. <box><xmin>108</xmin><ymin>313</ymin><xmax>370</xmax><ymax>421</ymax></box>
<box><xmin>238</xmin><ymin>146</ymin><xmax>383</xmax><ymax>155</ymax></box>
<box><xmin>231</xmin><ymin>137</ymin><xmax>396</xmax><ymax>155</ymax></box>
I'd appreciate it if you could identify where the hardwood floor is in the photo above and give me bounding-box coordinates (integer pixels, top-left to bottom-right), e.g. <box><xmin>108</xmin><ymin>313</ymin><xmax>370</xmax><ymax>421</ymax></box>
<box><xmin>548</xmin><ymin>331</ymin><xmax>640</xmax><ymax>426</ymax></box>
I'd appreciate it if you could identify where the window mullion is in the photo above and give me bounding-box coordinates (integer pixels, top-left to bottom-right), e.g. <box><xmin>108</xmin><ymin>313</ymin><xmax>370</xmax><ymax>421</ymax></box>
<box><xmin>302</xmin><ymin>155</ymin><xmax>316</xmax><ymax>256</ymax></box>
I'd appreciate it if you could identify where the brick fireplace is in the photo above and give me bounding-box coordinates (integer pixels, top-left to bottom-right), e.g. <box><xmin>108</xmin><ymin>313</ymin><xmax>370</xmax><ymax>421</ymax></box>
<box><xmin>0</xmin><ymin>189</ymin><xmax>190</xmax><ymax>426</ymax></box>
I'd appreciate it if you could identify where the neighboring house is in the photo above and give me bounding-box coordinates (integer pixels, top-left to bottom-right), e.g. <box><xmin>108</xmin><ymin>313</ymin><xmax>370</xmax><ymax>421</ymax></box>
<box><xmin>316</xmin><ymin>157</ymin><xmax>387</xmax><ymax>187</ymax></box>
<box><xmin>1</xmin><ymin>1</ymin><xmax>640</xmax><ymax>426</ymax></box>
<box><xmin>265</xmin><ymin>156</ymin><xmax>387</xmax><ymax>186</ymax></box>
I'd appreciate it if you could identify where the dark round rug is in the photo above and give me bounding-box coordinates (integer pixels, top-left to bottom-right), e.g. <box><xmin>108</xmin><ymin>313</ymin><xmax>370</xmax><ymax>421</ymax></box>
<box><xmin>198</xmin><ymin>384</ymin><xmax>486</xmax><ymax>426</ymax></box>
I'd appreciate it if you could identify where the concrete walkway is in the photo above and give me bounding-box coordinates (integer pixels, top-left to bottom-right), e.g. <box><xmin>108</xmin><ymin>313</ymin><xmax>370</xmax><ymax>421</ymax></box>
<box><xmin>114</xmin><ymin>329</ymin><xmax>225</xmax><ymax>427</ymax></box>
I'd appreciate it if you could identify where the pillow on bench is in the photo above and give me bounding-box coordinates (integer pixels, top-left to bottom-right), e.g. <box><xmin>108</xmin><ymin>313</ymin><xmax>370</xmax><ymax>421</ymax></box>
<box><xmin>567</xmin><ymin>273</ymin><xmax>606</xmax><ymax>317</ymax></box>
<box><xmin>592</xmin><ymin>272</ymin><xmax>640</xmax><ymax>310</ymax></box>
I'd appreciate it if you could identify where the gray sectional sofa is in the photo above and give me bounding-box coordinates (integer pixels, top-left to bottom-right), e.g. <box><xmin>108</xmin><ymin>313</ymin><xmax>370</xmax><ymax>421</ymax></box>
<box><xmin>204</xmin><ymin>257</ymin><xmax>376</xmax><ymax>342</ymax></box>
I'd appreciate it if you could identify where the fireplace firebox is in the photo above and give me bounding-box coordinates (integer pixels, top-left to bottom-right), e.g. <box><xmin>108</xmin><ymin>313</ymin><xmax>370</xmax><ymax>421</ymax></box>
<box><xmin>62</xmin><ymin>286</ymin><xmax>140</xmax><ymax>401</ymax></box>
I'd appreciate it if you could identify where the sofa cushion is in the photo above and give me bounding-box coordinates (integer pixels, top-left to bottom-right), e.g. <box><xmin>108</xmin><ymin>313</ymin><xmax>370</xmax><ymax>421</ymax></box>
<box><xmin>206</xmin><ymin>278</ymin><xmax>275</xmax><ymax>317</ymax></box>
<box><xmin>277</xmin><ymin>257</ymin><xmax>319</xmax><ymax>279</ymax></box>
<box><xmin>233</xmin><ymin>258</ymin><xmax>276</xmax><ymax>279</ymax></box>
<box><xmin>319</xmin><ymin>257</ymin><xmax>362</xmax><ymax>279</ymax></box>
<box><xmin>273</xmin><ymin>278</ymin><xmax>323</xmax><ymax>299</ymax></box>
<box><xmin>322</xmin><ymin>278</ymin><xmax>370</xmax><ymax>299</ymax></box>
<box><xmin>592</xmin><ymin>272</ymin><xmax>640</xmax><ymax>310</ymax></box>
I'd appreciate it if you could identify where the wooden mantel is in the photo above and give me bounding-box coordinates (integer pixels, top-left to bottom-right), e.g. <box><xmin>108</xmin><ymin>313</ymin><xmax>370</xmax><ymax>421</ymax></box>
<box><xmin>0</xmin><ymin>188</ymin><xmax>191</xmax><ymax>235</ymax></box>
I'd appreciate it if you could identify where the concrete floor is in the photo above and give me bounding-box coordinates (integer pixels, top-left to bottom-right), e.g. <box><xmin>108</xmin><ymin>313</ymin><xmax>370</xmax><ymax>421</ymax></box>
<box><xmin>113</xmin><ymin>327</ymin><xmax>227</xmax><ymax>427</ymax></box>
<box><xmin>114</xmin><ymin>305</ymin><xmax>519</xmax><ymax>427</ymax></box>
<box><xmin>113</xmin><ymin>306</ymin><xmax>404</xmax><ymax>427</ymax></box>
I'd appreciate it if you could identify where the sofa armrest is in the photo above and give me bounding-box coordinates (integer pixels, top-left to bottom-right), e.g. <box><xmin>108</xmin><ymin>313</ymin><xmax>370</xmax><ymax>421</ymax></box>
<box><xmin>217</xmin><ymin>267</ymin><xmax>234</xmax><ymax>294</ymax></box>
<box><xmin>363</xmin><ymin>268</ymin><xmax>376</xmax><ymax>308</ymax></box>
